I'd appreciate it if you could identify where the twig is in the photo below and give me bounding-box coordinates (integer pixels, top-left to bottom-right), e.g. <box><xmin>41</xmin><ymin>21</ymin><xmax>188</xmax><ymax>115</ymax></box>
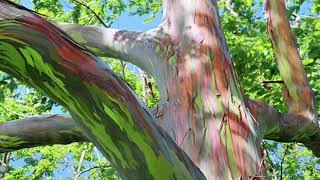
<box><xmin>120</xmin><ymin>60</ymin><xmax>126</xmax><ymax>79</ymax></box>
<box><xmin>77</xmin><ymin>164</ymin><xmax>111</xmax><ymax>177</ymax></box>
<box><xmin>64</xmin><ymin>157</ymin><xmax>76</xmax><ymax>175</ymax></box>
<box><xmin>262</xmin><ymin>80</ymin><xmax>284</xmax><ymax>84</ymax></box>
<box><xmin>0</xmin><ymin>152</ymin><xmax>11</xmax><ymax>179</ymax></box>
<box><xmin>262</xmin><ymin>141</ymin><xmax>275</xmax><ymax>168</ymax></box>
<box><xmin>225</xmin><ymin>0</ymin><xmax>238</xmax><ymax>17</ymax></box>
<box><xmin>0</xmin><ymin>104</ymin><xmax>29</xmax><ymax>117</ymax></box>
<box><xmin>75</xmin><ymin>149</ymin><xmax>87</xmax><ymax>177</ymax></box>
<box><xmin>71</xmin><ymin>0</ymin><xmax>109</xmax><ymax>28</ymax></box>
<box><xmin>292</xmin><ymin>13</ymin><xmax>320</xmax><ymax>20</ymax></box>
<box><xmin>280</xmin><ymin>145</ymin><xmax>290</xmax><ymax>180</ymax></box>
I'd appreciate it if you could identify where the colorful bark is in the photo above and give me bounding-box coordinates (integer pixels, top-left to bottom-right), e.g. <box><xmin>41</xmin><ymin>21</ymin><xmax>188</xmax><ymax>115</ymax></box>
<box><xmin>0</xmin><ymin>1</ymin><xmax>205</xmax><ymax>179</ymax></box>
<box><xmin>265</xmin><ymin>0</ymin><xmax>317</xmax><ymax>120</ymax></box>
<box><xmin>248</xmin><ymin>100</ymin><xmax>320</xmax><ymax>157</ymax></box>
<box><xmin>0</xmin><ymin>115</ymin><xmax>86</xmax><ymax>152</ymax></box>
<box><xmin>243</xmin><ymin>0</ymin><xmax>320</xmax><ymax>158</ymax></box>
<box><xmin>55</xmin><ymin>22</ymin><xmax>162</xmax><ymax>76</ymax></box>
<box><xmin>152</xmin><ymin>0</ymin><xmax>265</xmax><ymax>179</ymax></box>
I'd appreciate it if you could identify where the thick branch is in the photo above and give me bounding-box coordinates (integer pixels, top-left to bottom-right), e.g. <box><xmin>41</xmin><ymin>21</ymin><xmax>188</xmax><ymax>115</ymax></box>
<box><xmin>248</xmin><ymin>100</ymin><xmax>320</xmax><ymax>157</ymax></box>
<box><xmin>0</xmin><ymin>1</ymin><xmax>204</xmax><ymax>179</ymax></box>
<box><xmin>265</xmin><ymin>0</ymin><xmax>317</xmax><ymax>120</ymax></box>
<box><xmin>0</xmin><ymin>115</ymin><xmax>86</xmax><ymax>152</ymax></box>
<box><xmin>54</xmin><ymin>22</ymin><xmax>161</xmax><ymax>76</ymax></box>
<box><xmin>248</xmin><ymin>0</ymin><xmax>320</xmax><ymax>157</ymax></box>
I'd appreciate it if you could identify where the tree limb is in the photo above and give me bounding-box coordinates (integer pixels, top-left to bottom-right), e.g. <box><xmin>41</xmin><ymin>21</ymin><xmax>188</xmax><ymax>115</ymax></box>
<box><xmin>71</xmin><ymin>0</ymin><xmax>109</xmax><ymax>28</ymax></box>
<box><xmin>53</xmin><ymin>22</ymin><xmax>162</xmax><ymax>76</ymax></box>
<box><xmin>264</xmin><ymin>0</ymin><xmax>317</xmax><ymax>120</ymax></box>
<box><xmin>246</xmin><ymin>0</ymin><xmax>320</xmax><ymax>157</ymax></box>
<box><xmin>248</xmin><ymin>100</ymin><xmax>320</xmax><ymax>157</ymax></box>
<box><xmin>0</xmin><ymin>115</ymin><xmax>86</xmax><ymax>152</ymax></box>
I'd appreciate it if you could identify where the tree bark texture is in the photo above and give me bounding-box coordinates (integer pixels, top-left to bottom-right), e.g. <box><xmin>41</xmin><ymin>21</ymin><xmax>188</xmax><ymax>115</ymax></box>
<box><xmin>0</xmin><ymin>115</ymin><xmax>86</xmax><ymax>152</ymax></box>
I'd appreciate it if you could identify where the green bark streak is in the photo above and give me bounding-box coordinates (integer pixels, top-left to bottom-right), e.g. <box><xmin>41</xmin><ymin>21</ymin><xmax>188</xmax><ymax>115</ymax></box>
<box><xmin>0</xmin><ymin>136</ymin><xmax>25</xmax><ymax>150</ymax></box>
<box><xmin>225</xmin><ymin>124</ymin><xmax>239</xmax><ymax>179</ymax></box>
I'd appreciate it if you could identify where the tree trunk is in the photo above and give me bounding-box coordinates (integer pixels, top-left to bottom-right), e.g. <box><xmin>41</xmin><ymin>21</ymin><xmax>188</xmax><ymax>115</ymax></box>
<box><xmin>153</xmin><ymin>0</ymin><xmax>265</xmax><ymax>178</ymax></box>
<box><xmin>0</xmin><ymin>0</ymin><xmax>319</xmax><ymax>179</ymax></box>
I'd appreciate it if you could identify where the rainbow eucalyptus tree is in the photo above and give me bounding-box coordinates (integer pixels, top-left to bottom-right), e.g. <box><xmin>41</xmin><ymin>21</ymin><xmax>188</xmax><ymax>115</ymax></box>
<box><xmin>0</xmin><ymin>0</ymin><xmax>319</xmax><ymax>179</ymax></box>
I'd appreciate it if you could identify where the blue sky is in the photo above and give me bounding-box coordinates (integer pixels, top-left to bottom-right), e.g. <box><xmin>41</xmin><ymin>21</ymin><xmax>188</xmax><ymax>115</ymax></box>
<box><xmin>20</xmin><ymin>0</ymin><xmax>162</xmax><ymax>31</ymax></box>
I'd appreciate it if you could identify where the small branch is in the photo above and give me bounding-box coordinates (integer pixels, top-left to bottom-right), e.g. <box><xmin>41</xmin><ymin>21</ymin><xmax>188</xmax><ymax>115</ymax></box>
<box><xmin>64</xmin><ymin>157</ymin><xmax>76</xmax><ymax>175</ymax></box>
<box><xmin>120</xmin><ymin>60</ymin><xmax>126</xmax><ymax>79</ymax></box>
<box><xmin>77</xmin><ymin>163</ymin><xmax>111</xmax><ymax>177</ymax></box>
<box><xmin>140</xmin><ymin>70</ymin><xmax>147</xmax><ymax>104</ymax></box>
<box><xmin>225</xmin><ymin>0</ymin><xmax>238</xmax><ymax>17</ymax></box>
<box><xmin>262</xmin><ymin>142</ymin><xmax>275</xmax><ymax>169</ymax></box>
<box><xmin>292</xmin><ymin>13</ymin><xmax>320</xmax><ymax>20</ymax></box>
<box><xmin>262</xmin><ymin>80</ymin><xmax>284</xmax><ymax>84</ymax></box>
<box><xmin>279</xmin><ymin>145</ymin><xmax>289</xmax><ymax>180</ymax></box>
<box><xmin>75</xmin><ymin>149</ymin><xmax>87</xmax><ymax>177</ymax></box>
<box><xmin>140</xmin><ymin>70</ymin><xmax>155</xmax><ymax>104</ymax></box>
<box><xmin>71</xmin><ymin>0</ymin><xmax>108</xmax><ymax>28</ymax></box>
<box><xmin>0</xmin><ymin>104</ymin><xmax>30</xmax><ymax>117</ymax></box>
<box><xmin>0</xmin><ymin>152</ymin><xmax>11</xmax><ymax>179</ymax></box>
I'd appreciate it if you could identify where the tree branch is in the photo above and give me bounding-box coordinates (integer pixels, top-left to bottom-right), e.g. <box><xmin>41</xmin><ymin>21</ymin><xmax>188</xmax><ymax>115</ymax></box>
<box><xmin>248</xmin><ymin>100</ymin><xmax>320</xmax><ymax>157</ymax></box>
<box><xmin>264</xmin><ymin>0</ymin><xmax>317</xmax><ymax>120</ymax></box>
<box><xmin>53</xmin><ymin>22</ymin><xmax>162</xmax><ymax>76</ymax></box>
<box><xmin>0</xmin><ymin>152</ymin><xmax>10</xmax><ymax>178</ymax></box>
<box><xmin>71</xmin><ymin>0</ymin><xmax>109</xmax><ymax>28</ymax></box>
<box><xmin>0</xmin><ymin>1</ymin><xmax>204</xmax><ymax>179</ymax></box>
<box><xmin>77</xmin><ymin>163</ymin><xmax>111</xmax><ymax>177</ymax></box>
<box><xmin>224</xmin><ymin>0</ymin><xmax>238</xmax><ymax>17</ymax></box>
<box><xmin>246</xmin><ymin>0</ymin><xmax>320</xmax><ymax>157</ymax></box>
<box><xmin>292</xmin><ymin>13</ymin><xmax>320</xmax><ymax>20</ymax></box>
<box><xmin>0</xmin><ymin>115</ymin><xmax>86</xmax><ymax>152</ymax></box>
<box><xmin>280</xmin><ymin>144</ymin><xmax>289</xmax><ymax>180</ymax></box>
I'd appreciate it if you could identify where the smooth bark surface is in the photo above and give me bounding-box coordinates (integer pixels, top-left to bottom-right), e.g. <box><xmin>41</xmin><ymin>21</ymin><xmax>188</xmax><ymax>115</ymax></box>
<box><xmin>0</xmin><ymin>115</ymin><xmax>86</xmax><ymax>152</ymax></box>
<box><xmin>54</xmin><ymin>22</ymin><xmax>162</xmax><ymax>76</ymax></box>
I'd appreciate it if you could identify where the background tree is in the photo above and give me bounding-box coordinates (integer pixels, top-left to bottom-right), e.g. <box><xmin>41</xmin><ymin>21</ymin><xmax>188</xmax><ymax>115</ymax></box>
<box><xmin>0</xmin><ymin>0</ymin><xmax>319</xmax><ymax>179</ymax></box>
